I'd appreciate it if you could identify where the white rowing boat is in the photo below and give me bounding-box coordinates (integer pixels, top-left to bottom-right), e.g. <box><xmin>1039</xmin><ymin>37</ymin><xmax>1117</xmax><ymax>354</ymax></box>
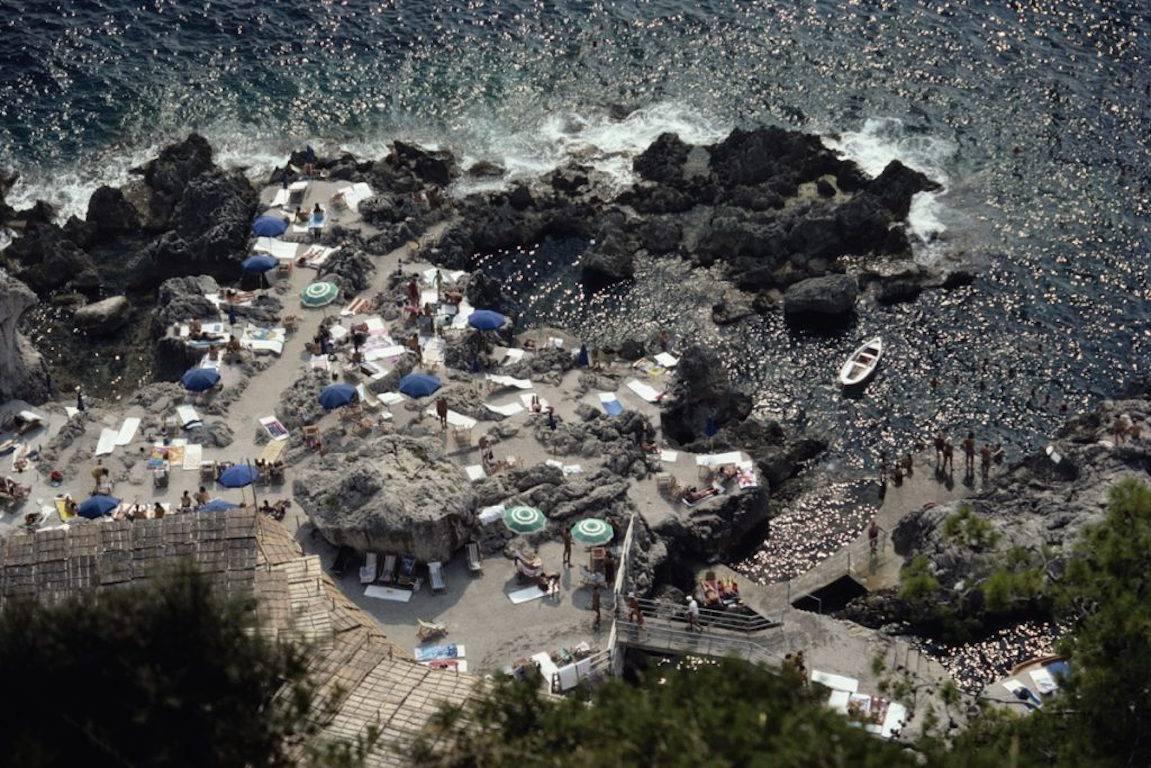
<box><xmin>839</xmin><ymin>337</ymin><xmax>883</xmax><ymax>386</ymax></box>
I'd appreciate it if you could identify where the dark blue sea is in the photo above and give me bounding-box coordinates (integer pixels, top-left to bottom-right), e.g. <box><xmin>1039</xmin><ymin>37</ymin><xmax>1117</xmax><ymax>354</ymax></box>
<box><xmin>2</xmin><ymin>0</ymin><xmax>1150</xmax><ymax>466</ymax></box>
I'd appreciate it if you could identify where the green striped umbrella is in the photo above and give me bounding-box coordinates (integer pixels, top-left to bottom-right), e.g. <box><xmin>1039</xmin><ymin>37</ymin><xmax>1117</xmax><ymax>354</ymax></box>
<box><xmin>300</xmin><ymin>281</ymin><xmax>339</xmax><ymax>308</ymax></box>
<box><xmin>503</xmin><ymin>505</ymin><xmax>546</xmax><ymax>535</ymax></box>
<box><xmin>571</xmin><ymin>518</ymin><xmax>614</xmax><ymax>546</ymax></box>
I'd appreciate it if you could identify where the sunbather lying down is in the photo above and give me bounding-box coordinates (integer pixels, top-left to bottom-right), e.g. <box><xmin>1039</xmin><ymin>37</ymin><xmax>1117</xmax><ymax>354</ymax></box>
<box><xmin>681</xmin><ymin>486</ymin><xmax>718</xmax><ymax>505</ymax></box>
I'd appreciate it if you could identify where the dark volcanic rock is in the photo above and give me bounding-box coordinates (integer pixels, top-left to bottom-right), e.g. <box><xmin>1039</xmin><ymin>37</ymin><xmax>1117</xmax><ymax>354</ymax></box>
<box><xmin>139</xmin><ymin>133</ymin><xmax>214</xmax><ymax>229</ymax></box>
<box><xmin>74</xmin><ymin>296</ymin><xmax>132</xmax><ymax>336</ymax></box>
<box><xmin>868</xmin><ymin>160</ymin><xmax>941</xmax><ymax>219</ymax></box>
<box><xmin>783</xmin><ymin>274</ymin><xmax>859</xmax><ymax>327</ymax></box>
<box><xmin>634</xmin><ymin>132</ymin><xmax>691</xmax><ymax>184</ymax></box>
<box><xmin>7</xmin><ymin>224</ymin><xmax>98</xmax><ymax>294</ymax></box>
<box><xmin>659</xmin><ymin>345</ymin><xmax>753</xmax><ymax>445</ymax></box>
<box><xmin>0</xmin><ymin>270</ymin><xmax>51</xmax><ymax>403</ymax></box>
<box><xmin>85</xmin><ymin>186</ymin><xmax>141</xmax><ymax>241</ymax></box>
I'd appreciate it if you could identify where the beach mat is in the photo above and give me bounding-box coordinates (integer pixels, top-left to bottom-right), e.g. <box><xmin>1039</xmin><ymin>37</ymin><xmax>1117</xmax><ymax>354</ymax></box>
<box><xmin>484</xmin><ymin>402</ymin><xmax>524</xmax><ymax>417</ymax></box>
<box><xmin>95</xmin><ymin>428</ymin><xmax>118</xmax><ymax>456</ymax></box>
<box><xmin>259</xmin><ymin>415</ymin><xmax>289</xmax><ymax>441</ymax></box>
<box><xmin>55</xmin><ymin>497</ymin><xmax>75</xmax><ymax>522</ymax></box>
<box><xmin>115</xmin><ymin>417</ymin><xmax>140</xmax><ymax>446</ymax></box>
<box><xmin>364</xmin><ymin>585</ymin><xmax>412</xmax><ymax>603</ymax></box>
<box><xmin>414</xmin><ymin>644</ymin><xmax>465</xmax><ymax>662</ymax></box>
<box><xmin>626</xmin><ymin>379</ymin><xmax>664</xmax><ymax>403</ymax></box>
<box><xmin>597</xmin><ymin>392</ymin><xmax>623</xmax><ymax>417</ymax></box>
<box><xmin>507</xmin><ymin>586</ymin><xmax>547</xmax><ymax>604</ymax></box>
<box><xmin>259</xmin><ymin>439</ymin><xmax>287</xmax><ymax>464</ymax></box>
<box><xmin>182</xmin><ymin>444</ymin><xmax>202</xmax><ymax>470</ymax></box>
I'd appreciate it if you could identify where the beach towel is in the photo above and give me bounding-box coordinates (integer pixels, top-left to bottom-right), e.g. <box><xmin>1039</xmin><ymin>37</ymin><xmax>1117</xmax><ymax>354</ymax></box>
<box><xmin>182</xmin><ymin>443</ymin><xmax>203</xmax><ymax>470</ymax></box>
<box><xmin>309</xmin><ymin>355</ymin><xmax>331</xmax><ymax>371</ymax></box>
<box><xmin>696</xmin><ymin>451</ymin><xmax>744</xmax><ymax>467</ymax></box>
<box><xmin>503</xmin><ymin>348</ymin><xmax>526</xmax><ymax>364</ymax></box>
<box><xmin>556</xmin><ymin>663</ymin><xmax>580</xmax><ymax>691</ymax></box>
<box><xmin>378</xmin><ymin>392</ymin><xmax>406</xmax><ymax>405</ymax></box>
<box><xmin>598</xmin><ymin>392</ymin><xmax>623</xmax><ymax>417</ymax></box>
<box><xmin>562</xmin><ymin>465</ymin><xmax>583</xmax><ymax>476</ymax></box>
<box><xmin>626</xmin><ymin>379</ymin><xmax>664</xmax><ymax>403</ymax></box>
<box><xmin>486</xmin><ymin>374</ymin><xmax>533</xmax><ymax>390</ymax></box>
<box><xmin>464</xmin><ymin>465</ymin><xmax>487</xmax><ymax>482</ymax></box>
<box><xmin>55</xmin><ymin>497</ymin><xmax>75</xmax><ymax>522</ymax></box>
<box><xmin>176</xmin><ymin>405</ymin><xmax>202</xmax><ymax>429</ymax></box>
<box><xmin>425</xmin><ymin>409</ymin><xmax>477</xmax><ymax>430</ymax></box>
<box><xmin>258</xmin><ymin>439</ymin><xmax>287</xmax><ymax>464</ymax></box>
<box><xmin>518</xmin><ymin>393</ymin><xmax>549</xmax><ymax>412</ymax></box>
<box><xmin>532</xmin><ymin>652</ymin><xmax>560</xmax><ymax>685</ymax></box>
<box><xmin>478</xmin><ymin>504</ymin><xmax>505</xmax><ymax>524</ymax></box>
<box><xmin>1029</xmin><ymin>668</ymin><xmax>1058</xmax><ymax>695</ymax></box>
<box><xmin>95</xmin><ymin>428</ymin><xmax>118</xmax><ymax>456</ymax></box>
<box><xmin>340</xmin><ymin>296</ymin><xmax>374</xmax><ymax>317</ymax></box>
<box><xmin>414</xmin><ymin>644</ymin><xmax>465</xmax><ymax>662</ymax></box>
<box><xmin>259</xmin><ymin>416</ymin><xmax>289</xmax><ymax>441</ymax></box>
<box><xmin>166</xmin><ymin>443</ymin><xmax>186</xmax><ymax>466</ymax></box>
<box><xmin>115</xmin><ymin>417</ymin><xmax>140</xmax><ymax>446</ymax></box>
<box><xmin>422</xmin><ymin>659</ymin><xmax>469</xmax><ymax>673</ymax></box>
<box><xmin>508</xmin><ymin>586</ymin><xmax>547</xmax><ymax>604</ymax></box>
<box><xmin>654</xmin><ymin>352</ymin><xmax>679</xmax><ymax>368</ymax></box>
<box><xmin>364</xmin><ymin>343</ymin><xmax>408</xmax><ymax>363</ymax></box>
<box><xmin>450</xmin><ymin>301</ymin><xmax>476</xmax><ymax>329</ymax></box>
<box><xmin>660</xmin><ymin>449</ymin><xmax>679</xmax><ymax>463</ymax></box>
<box><xmin>1003</xmin><ymin>679</ymin><xmax>1043</xmax><ymax>709</ymax></box>
<box><xmin>364</xmin><ymin>585</ymin><xmax>412</xmax><ymax>603</ymax></box>
<box><xmin>300</xmin><ymin>245</ymin><xmax>336</xmax><ymax>269</ymax></box>
<box><xmin>484</xmin><ymin>402</ymin><xmax>525</xmax><ymax>417</ymax></box>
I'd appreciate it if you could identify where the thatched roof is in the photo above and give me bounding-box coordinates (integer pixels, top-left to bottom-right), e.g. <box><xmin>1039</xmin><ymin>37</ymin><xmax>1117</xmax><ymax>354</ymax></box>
<box><xmin>0</xmin><ymin>512</ymin><xmax>478</xmax><ymax>767</ymax></box>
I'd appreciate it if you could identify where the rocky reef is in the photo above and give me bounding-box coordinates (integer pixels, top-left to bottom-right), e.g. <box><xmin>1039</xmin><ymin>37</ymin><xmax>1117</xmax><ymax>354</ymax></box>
<box><xmin>0</xmin><ymin>269</ymin><xmax>51</xmax><ymax>403</ymax></box>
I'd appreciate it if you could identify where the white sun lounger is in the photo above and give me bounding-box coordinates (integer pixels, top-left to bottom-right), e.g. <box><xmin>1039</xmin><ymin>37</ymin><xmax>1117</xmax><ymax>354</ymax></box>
<box><xmin>486</xmin><ymin>374</ymin><xmax>533</xmax><ymax>390</ymax></box>
<box><xmin>478</xmin><ymin>504</ymin><xmax>504</xmax><ymax>525</ymax></box>
<box><xmin>660</xmin><ymin>449</ymin><xmax>679</xmax><ymax>463</ymax></box>
<box><xmin>300</xmin><ymin>245</ymin><xmax>336</xmax><ymax>269</ymax></box>
<box><xmin>424</xmin><ymin>409</ymin><xmax>477</xmax><ymax>430</ymax></box>
<box><xmin>484</xmin><ymin>402</ymin><xmax>525</xmax><ymax>417</ymax></box>
<box><xmin>95</xmin><ymin>428</ymin><xmax>118</xmax><ymax>456</ymax></box>
<box><xmin>509</xmin><ymin>587</ymin><xmax>548</xmax><ymax>604</ymax></box>
<box><xmin>428</xmin><ymin>561</ymin><xmax>446</xmax><ymax>593</ymax></box>
<box><xmin>269</xmin><ymin>188</ymin><xmax>291</xmax><ymax>208</ymax></box>
<box><xmin>182</xmin><ymin>443</ymin><xmax>203</xmax><ymax>470</ymax></box>
<box><xmin>364</xmin><ymin>344</ymin><xmax>408</xmax><ymax>363</ymax></box>
<box><xmin>253</xmin><ymin>237</ymin><xmax>299</xmax><ymax>262</ymax></box>
<box><xmin>360</xmin><ymin>553</ymin><xmax>378</xmax><ymax>585</ymax></box>
<box><xmin>626</xmin><ymin>379</ymin><xmax>664</xmax><ymax>403</ymax></box>
<box><xmin>654</xmin><ymin>352</ymin><xmax>679</xmax><ymax>368</ymax></box>
<box><xmin>115</xmin><ymin>417</ymin><xmax>140</xmax><ymax>446</ymax></box>
<box><xmin>420</xmin><ymin>266</ymin><xmax>467</xmax><ymax>286</ymax></box>
<box><xmin>176</xmin><ymin>405</ymin><xmax>202</xmax><ymax>429</ymax></box>
<box><xmin>1029</xmin><ymin>668</ymin><xmax>1058</xmax><ymax>695</ymax></box>
<box><xmin>378</xmin><ymin>392</ymin><xmax>406</xmax><ymax>405</ymax></box>
<box><xmin>364</xmin><ymin>585</ymin><xmax>412</xmax><ymax>602</ymax></box>
<box><xmin>810</xmin><ymin>670</ymin><xmax>859</xmax><ymax>692</ymax></box>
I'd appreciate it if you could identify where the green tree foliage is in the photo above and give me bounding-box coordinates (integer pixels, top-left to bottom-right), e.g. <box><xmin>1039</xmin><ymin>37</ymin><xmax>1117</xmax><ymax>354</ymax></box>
<box><xmin>941</xmin><ymin>505</ymin><xmax>999</xmax><ymax>550</ymax></box>
<box><xmin>0</xmin><ymin>566</ymin><xmax>373</xmax><ymax>768</ymax></box>
<box><xmin>411</xmin><ymin>659</ymin><xmax>919</xmax><ymax>768</ymax></box>
<box><xmin>900</xmin><ymin>554</ymin><xmax>940</xmax><ymax>603</ymax></box>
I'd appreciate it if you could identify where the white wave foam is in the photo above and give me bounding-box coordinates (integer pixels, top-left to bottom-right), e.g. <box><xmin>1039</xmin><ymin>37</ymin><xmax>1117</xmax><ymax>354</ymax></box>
<box><xmin>824</xmin><ymin>117</ymin><xmax>957</xmax><ymax>248</ymax></box>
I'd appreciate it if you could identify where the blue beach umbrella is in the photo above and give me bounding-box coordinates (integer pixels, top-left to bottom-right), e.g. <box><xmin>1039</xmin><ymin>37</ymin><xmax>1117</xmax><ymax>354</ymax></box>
<box><xmin>181</xmin><ymin>367</ymin><xmax>221</xmax><ymax>392</ymax></box>
<box><xmin>467</xmin><ymin>309</ymin><xmax>507</xmax><ymax>331</ymax></box>
<box><xmin>318</xmin><ymin>383</ymin><xmax>358</xmax><ymax>410</ymax></box>
<box><xmin>398</xmin><ymin>373</ymin><xmax>441</xmax><ymax>398</ymax></box>
<box><xmin>198</xmin><ymin>498</ymin><xmax>239</xmax><ymax>513</ymax></box>
<box><xmin>241</xmin><ymin>253</ymin><xmax>278</xmax><ymax>273</ymax></box>
<box><xmin>78</xmin><ymin>495</ymin><xmax>120</xmax><ymax>520</ymax></box>
<box><xmin>252</xmin><ymin>215</ymin><xmax>288</xmax><ymax>237</ymax></box>
<box><xmin>218</xmin><ymin>464</ymin><xmax>260</xmax><ymax>488</ymax></box>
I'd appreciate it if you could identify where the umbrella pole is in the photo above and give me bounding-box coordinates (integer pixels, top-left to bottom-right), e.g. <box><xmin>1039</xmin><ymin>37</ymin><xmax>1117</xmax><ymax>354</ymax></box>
<box><xmin>248</xmin><ymin>458</ymin><xmax>260</xmax><ymax>513</ymax></box>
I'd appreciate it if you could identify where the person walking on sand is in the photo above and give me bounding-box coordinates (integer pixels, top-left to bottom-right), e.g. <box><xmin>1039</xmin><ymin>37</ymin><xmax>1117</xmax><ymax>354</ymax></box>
<box><xmin>942</xmin><ymin>441</ymin><xmax>955</xmax><ymax>473</ymax></box>
<box><xmin>591</xmin><ymin>585</ymin><xmax>602</xmax><ymax>629</ymax></box>
<box><xmin>561</xmin><ymin>526</ymin><xmax>572</xmax><ymax>567</ymax></box>
<box><xmin>868</xmin><ymin>518</ymin><xmax>880</xmax><ymax>555</ymax></box>
<box><xmin>933</xmin><ymin>433</ymin><xmax>945</xmax><ymax>466</ymax></box>
<box><xmin>962</xmin><ymin>432</ymin><xmax>976</xmax><ymax>473</ymax></box>
<box><xmin>435</xmin><ymin>396</ymin><xmax>448</xmax><ymax>429</ymax></box>
<box><xmin>902</xmin><ymin>453</ymin><xmax>913</xmax><ymax>478</ymax></box>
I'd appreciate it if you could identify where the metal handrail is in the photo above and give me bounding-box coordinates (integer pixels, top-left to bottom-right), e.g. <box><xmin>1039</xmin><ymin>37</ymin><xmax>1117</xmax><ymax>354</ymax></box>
<box><xmin>614</xmin><ymin>620</ymin><xmax>781</xmax><ymax>666</ymax></box>
<box><xmin>631</xmin><ymin>596</ymin><xmax>781</xmax><ymax>633</ymax></box>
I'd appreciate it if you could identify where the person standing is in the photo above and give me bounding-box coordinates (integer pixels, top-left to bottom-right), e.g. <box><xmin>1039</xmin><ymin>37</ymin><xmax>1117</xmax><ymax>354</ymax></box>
<box><xmin>435</xmin><ymin>396</ymin><xmax>448</xmax><ymax>429</ymax></box>
<box><xmin>902</xmin><ymin>453</ymin><xmax>914</xmax><ymax>478</ymax></box>
<box><xmin>933</xmin><ymin>433</ymin><xmax>945</xmax><ymax>465</ymax></box>
<box><xmin>878</xmin><ymin>451</ymin><xmax>888</xmax><ymax>485</ymax></box>
<box><xmin>604</xmin><ymin>550</ymin><xmax>616</xmax><ymax>587</ymax></box>
<box><xmin>76</xmin><ymin>387</ymin><xmax>86</xmax><ymax>413</ymax></box>
<box><xmin>868</xmin><ymin>518</ymin><xmax>880</xmax><ymax>555</ymax></box>
<box><xmin>561</xmin><ymin>526</ymin><xmax>573</xmax><ymax>567</ymax></box>
<box><xmin>686</xmin><ymin>595</ymin><xmax>701</xmax><ymax>632</ymax></box>
<box><xmin>627</xmin><ymin>593</ymin><xmax>644</xmax><ymax>628</ymax></box>
<box><xmin>433</xmin><ymin>269</ymin><xmax>444</xmax><ymax>299</ymax></box>
<box><xmin>942</xmin><ymin>441</ymin><xmax>955</xmax><ymax>473</ymax></box>
<box><xmin>407</xmin><ymin>278</ymin><xmax>420</xmax><ymax>309</ymax></box>
<box><xmin>227</xmin><ymin>303</ymin><xmax>237</xmax><ymax>327</ymax></box>
<box><xmin>90</xmin><ymin>459</ymin><xmax>106</xmax><ymax>493</ymax></box>
<box><xmin>591</xmin><ymin>585</ymin><xmax>602</xmax><ymax>629</ymax></box>
<box><xmin>962</xmin><ymin>431</ymin><xmax>976</xmax><ymax>473</ymax></box>
<box><xmin>980</xmin><ymin>443</ymin><xmax>992</xmax><ymax>479</ymax></box>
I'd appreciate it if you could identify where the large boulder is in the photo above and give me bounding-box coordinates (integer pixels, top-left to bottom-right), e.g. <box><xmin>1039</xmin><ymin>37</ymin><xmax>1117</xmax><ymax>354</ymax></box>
<box><xmin>782</xmin><ymin>274</ymin><xmax>859</xmax><ymax>327</ymax></box>
<box><xmin>0</xmin><ymin>270</ymin><xmax>51</xmax><ymax>403</ymax></box>
<box><xmin>392</xmin><ymin>140</ymin><xmax>459</xmax><ymax>187</ymax></box>
<box><xmin>74</xmin><ymin>295</ymin><xmax>131</xmax><ymax>336</ymax></box>
<box><xmin>319</xmin><ymin>247</ymin><xmax>374</xmax><ymax>293</ymax></box>
<box><xmin>85</xmin><ymin>186</ymin><xmax>141</xmax><ymax>241</ymax></box>
<box><xmin>868</xmin><ymin>160</ymin><xmax>941</xmax><ymax>219</ymax></box>
<box><xmin>173</xmin><ymin>170</ymin><xmax>258</xmax><ymax>262</ymax></box>
<box><xmin>660</xmin><ymin>345</ymin><xmax>753</xmax><ymax>445</ymax></box>
<box><xmin>139</xmin><ymin>134</ymin><xmax>214</xmax><ymax>229</ymax></box>
<box><xmin>645</xmin><ymin>485</ymin><xmax>771</xmax><ymax>564</ymax></box>
<box><xmin>633</xmin><ymin>132</ymin><xmax>691</xmax><ymax>184</ymax></box>
<box><xmin>580</xmin><ymin>238</ymin><xmax>635</xmax><ymax>288</ymax></box>
<box><xmin>7</xmin><ymin>224</ymin><xmax>98</xmax><ymax>294</ymax></box>
<box><xmin>293</xmin><ymin>435</ymin><xmax>477</xmax><ymax>562</ymax></box>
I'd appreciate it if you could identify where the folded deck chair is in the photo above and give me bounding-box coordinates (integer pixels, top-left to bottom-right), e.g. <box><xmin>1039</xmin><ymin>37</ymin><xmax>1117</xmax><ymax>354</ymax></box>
<box><xmin>466</xmin><ymin>542</ymin><xmax>483</xmax><ymax>574</ymax></box>
<box><xmin>598</xmin><ymin>392</ymin><xmax>623</xmax><ymax>417</ymax></box>
<box><xmin>428</xmin><ymin>561</ymin><xmax>446</xmax><ymax>593</ymax></box>
<box><xmin>379</xmin><ymin>554</ymin><xmax>397</xmax><ymax>584</ymax></box>
<box><xmin>360</xmin><ymin>552</ymin><xmax>379</xmax><ymax>585</ymax></box>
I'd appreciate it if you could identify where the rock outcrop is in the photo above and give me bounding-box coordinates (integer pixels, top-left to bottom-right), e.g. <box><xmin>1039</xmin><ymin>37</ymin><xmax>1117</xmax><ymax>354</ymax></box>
<box><xmin>782</xmin><ymin>274</ymin><xmax>860</xmax><ymax>327</ymax></box>
<box><xmin>0</xmin><ymin>270</ymin><xmax>50</xmax><ymax>403</ymax></box>
<box><xmin>659</xmin><ymin>345</ymin><xmax>752</xmax><ymax>445</ymax></box>
<box><xmin>73</xmin><ymin>295</ymin><xmax>132</xmax><ymax>336</ymax></box>
<box><xmin>293</xmin><ymin>435</ymin><xmax>477</xmax><ymax>562</ymax></box>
